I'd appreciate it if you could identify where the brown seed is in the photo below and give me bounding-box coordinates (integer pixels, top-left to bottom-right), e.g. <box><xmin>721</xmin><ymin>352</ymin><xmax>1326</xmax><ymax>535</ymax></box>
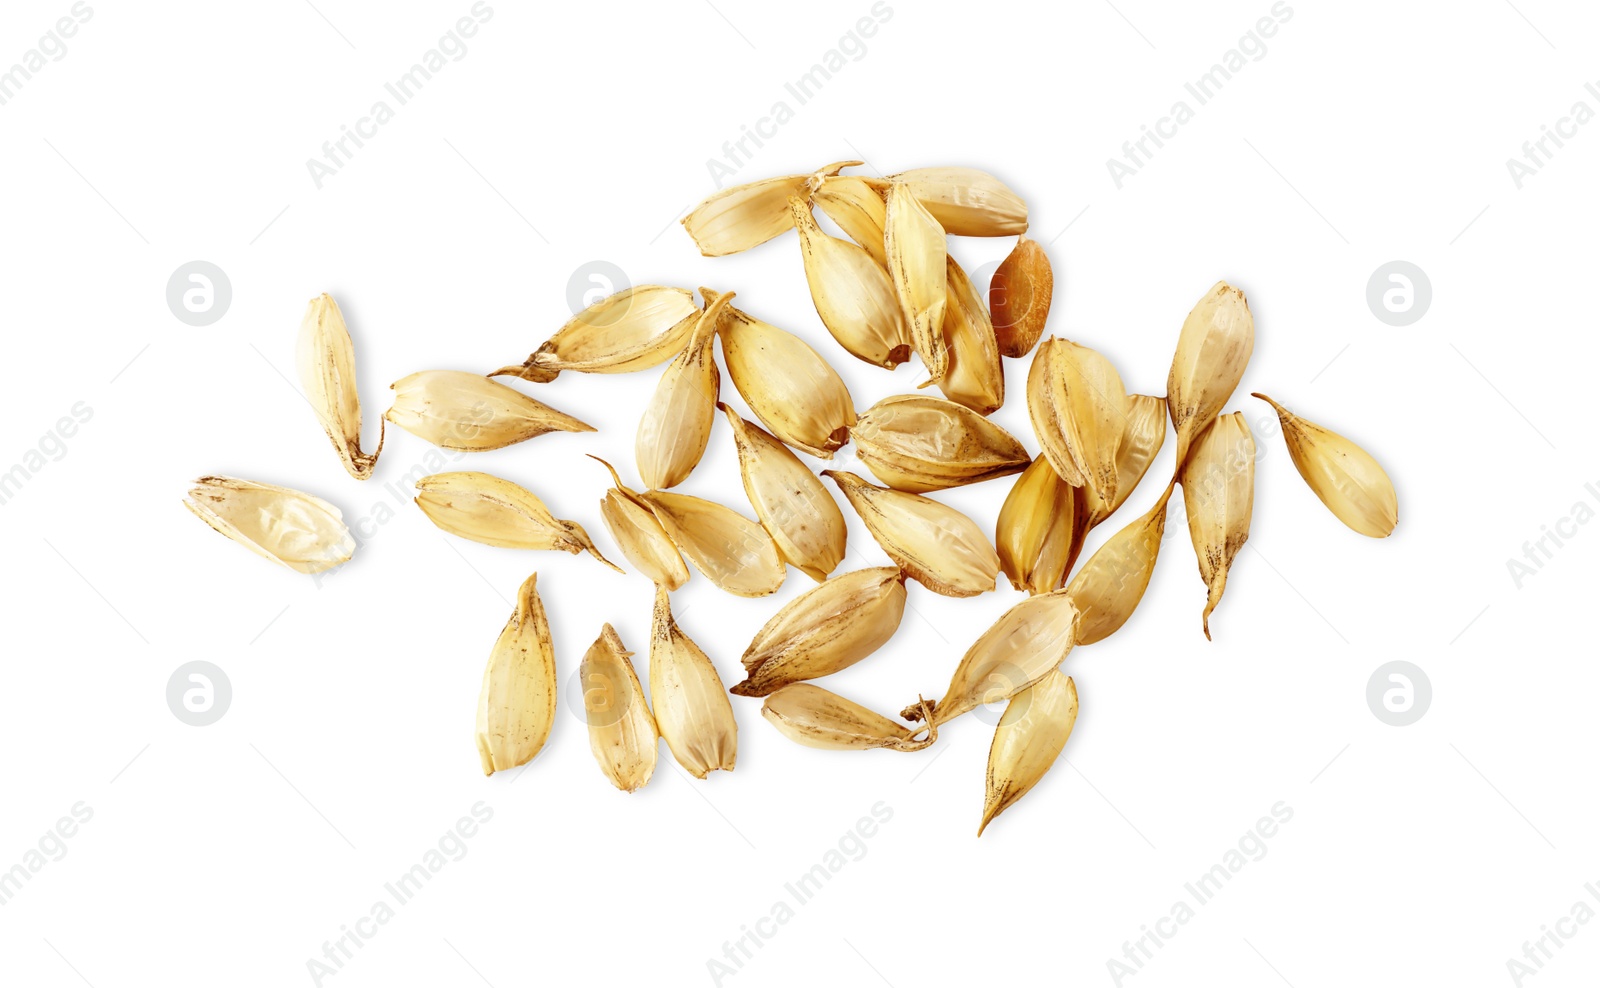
<box><xmin>990</xmin><ymin>237</ymin><xmax>1053</xmax><ymax>359</ymax></box>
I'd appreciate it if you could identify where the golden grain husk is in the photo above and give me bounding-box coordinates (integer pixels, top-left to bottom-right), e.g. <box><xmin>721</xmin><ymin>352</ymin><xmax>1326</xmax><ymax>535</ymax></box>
<box><xmin>680</xmin><ymin>161</ymin><xmax>859</xmax><ymax>257</ymax></box>
<box><xmin>996</xmin><ymin>455</ymin><xmax>1077</xmax><ymax>595</ymax></box>
<box><xmin>704</xmin><ymin>288</ymin><xmax>856</xmax><ymax>457</ymax></box>
<box><xmin>824</xmin><ymin>470</ymin><xmax>1000</xmax><ymax>597</ymax></box>
<box><xmin>720</xmin><ymin>403</ymin><xmax>847</xmax><ymax>582</ymax></box>
<box><xmin>990</xmin><ymin>237</ymin><xmax>1053</xmax><ymax>359</ymax></box>
<box><xmin>979</xmin><ymin>670</ymin><xmax>1077</xmax><ymax>836</ymax></box>
<box><xmin>636</xmin><ymin>291</ymin><xmax>728</xmax><ymax>490</ymax></box>
<box><xmin>1065</xmin><ymin>392</ymin><xmax>1172</xmax><ymax>576</ymax></box>
<box><xmin>412</xmin><ymin>470</ymin><xmax>620</xmax><ymax>571</ymax></box>
<box><xmin>761</xmin><ymin>684</ymin><xmax>934</xmax><ymax>751</ymax></box>
<box><xmin>1253</xmin><ymin>393</ymin><xmax>1397</xmax><ymax>538</ymax></box>
<box><xmin>580</xmin><ymin>624</ymin><xmax>658</xmax><ymax>792</ymax></box>
<box><xmin>491</xmin><ymin>286</ymin><xmax>700</xmax><ymax>383</ymax></box>
<box><xmin>184</xmin><ymin>476</ymin><xmax>355</xmax><ymax>575</ymax></box>
<box><xmin>1180</xmin><ymin>412</ymin><xmax>1255</xmax><ymax>638</ymax></box>
<box><xmin>297</xmin><ymin>293</ymin><xmax>384</xmax><ymax>479</ymax></box>
<box><xmin>650</xmin><ymin>587</ymin><xmax>737</xmax><ymax>778</ymax></box>
<box><xmin>386</xmin><ymin>370</ymin><xmax>593</xmax><ymax>450</ymax></box>
<box><xmin>1072</xmin><ymin>392</ymin><xmax>1171</xmax><ymax>565</ymax></box>
<box><xmin>807</xmin><ymin>187</ymin><xmax>1002</xmax><ymax>410</ymax></box>
<box><xmin>809</xmin><ymin>174</ymin><xmax>889</xmax><ymax>264</ymax></box>
<box><xmin>475</xmin><ymin>573</ymin><xmax>557</xmax><ymax>776</ymax></box>
<box><xmin>885</xmin><ymin>181</ymin><xmax>950</xmax><ymax>382</ymax></box>
<box><xmin>849</xmin><ymin>394</ymin><xmax>1029</xmax><ymax>493</ymax></box>
<box><xmin>1067</xmin><ymin>483</ymin><xmax>1174</xmax><ymax>646</ymax></box>
<box><xmin>1026</xmin><ymin>339</ymin><xmax>1128</xmax><ymax>506</ymax></box>
<box><xmin>731</xmin><ymin>566</ymin><xmax>907</xmax><ymax>697</ymax></box>
<box><xmin>902</xmin><ymin>588</ymin><xmax>1079</xmax><ymax>727</ymax></box>
<box><xmin>933</xmin><ymin>255</ymin><xmax>1005</xmax><ymax>414</ymax></box>
<box><xmin>591</xmin><ymin>457</ymin><xmax>689</xmax><ymax>590</ymax></box>
<box><xmin>639</xmin><ymin>490</ymin><xmax>786</xmax><ymax>597</ymax></box>
<box><xmin>788</xmin><ymin>196</ymin><xmax>910</xmax><ymax>370</ymax></box>
<box><xmin>886</xmin><ymin>167</ymin><xmax>1028</xmax><ymax>237</ymax></box>
<box><xmin>1168</xmin><ymin>281</ymin><xmax>1254</xmax><ymax>470</ymax></box>
<box><xmin>1103</xmin><ymin>395</ymin><xmax>1170</xmax><ymax>522</ymax></box>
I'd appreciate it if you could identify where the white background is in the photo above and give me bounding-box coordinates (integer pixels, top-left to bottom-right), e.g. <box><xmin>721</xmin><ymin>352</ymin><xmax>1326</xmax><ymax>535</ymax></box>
<box><xmin>2</xmin><ymin>0</ymin><xmax>1597</xmax><ymax>985</ymax></box>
